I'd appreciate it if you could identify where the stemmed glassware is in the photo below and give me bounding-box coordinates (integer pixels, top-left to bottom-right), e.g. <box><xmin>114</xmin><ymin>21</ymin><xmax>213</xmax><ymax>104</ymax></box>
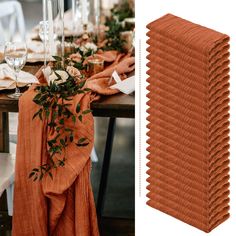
<box><xmin>4</xmin><ymin>42</ymin><xmax>28</xmax><ymax>99</ymax></box>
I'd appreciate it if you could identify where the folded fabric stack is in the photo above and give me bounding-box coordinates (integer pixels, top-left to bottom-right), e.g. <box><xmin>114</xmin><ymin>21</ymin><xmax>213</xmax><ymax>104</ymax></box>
<box><xmin>146</xmin><ymin>14</ymin><xmax>230</xmax><ymax>232</ymax></box>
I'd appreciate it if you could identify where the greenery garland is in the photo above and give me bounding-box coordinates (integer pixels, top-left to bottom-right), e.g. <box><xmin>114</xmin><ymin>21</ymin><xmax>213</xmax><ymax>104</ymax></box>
<box><xmin>29</xmin><ymin>1</ymin><xmax>134</xmax><ymax>180</ymax></box>
<box><xmin>112</xmin><ymin>0</ymin><xmax>135</xmax><ymax>22</ymax></box>
<box><xmin>103</xmin><ymin>0</ymin><xmax>134</xmax><ymax>52</ymax></box>
<box><xmin>29</xmin><ymin>58</ymin><xmax>92</xmax><ymax>181</ymax></box>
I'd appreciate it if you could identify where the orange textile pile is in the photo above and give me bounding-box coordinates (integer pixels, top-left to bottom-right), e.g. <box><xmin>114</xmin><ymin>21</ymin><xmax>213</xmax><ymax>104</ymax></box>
<box><xmin>12</xmin><ymin>51</ymin><xmax>134</xmax><ymax>235</ymax></box>
<box><xmin>146</xmin><ymin>14</ymin><xmax>230</xmax><ymax>232</ymax></box>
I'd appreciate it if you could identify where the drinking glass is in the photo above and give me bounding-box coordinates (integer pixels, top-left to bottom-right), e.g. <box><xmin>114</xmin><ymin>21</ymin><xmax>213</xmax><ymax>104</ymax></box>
<box><xmin>39</xmin><ymin>20</ymin><xmax>50</xmax><ymax>42</ymax></box>
<box><xmin>4</xmin><ymin>42</ymin><xmax>27</xmax><ymax>99</ymax></box>
<box><xmin>39</xmin><ymin>20</ymin><xmax>58</xmax><ymax>42</ymax></box>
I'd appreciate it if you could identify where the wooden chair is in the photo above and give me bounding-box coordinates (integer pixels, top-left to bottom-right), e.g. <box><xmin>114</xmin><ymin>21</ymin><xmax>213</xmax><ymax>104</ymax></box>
<box><xmin>0</xmin><ymin>153</ymin><xmax>15</xmax><ymax>216</ymax></box>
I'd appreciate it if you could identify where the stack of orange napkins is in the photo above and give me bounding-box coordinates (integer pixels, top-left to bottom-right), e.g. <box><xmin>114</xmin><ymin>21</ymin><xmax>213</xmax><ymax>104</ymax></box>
<box><xmin>146</xmin><ymin>14</ymin><xmax>230</xmax><ymax>232</ymax></box>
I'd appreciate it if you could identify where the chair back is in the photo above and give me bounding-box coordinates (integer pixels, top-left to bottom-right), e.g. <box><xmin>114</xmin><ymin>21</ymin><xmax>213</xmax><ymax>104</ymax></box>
<box><xmin>0</xmin><ymin>153</ymin><xmax>15</xmax><ymax>197</ymax></box>
<box><xmin>0</xmin><ymin>0</ymin><xmax>26</xmax><ymax>44</ymax></box>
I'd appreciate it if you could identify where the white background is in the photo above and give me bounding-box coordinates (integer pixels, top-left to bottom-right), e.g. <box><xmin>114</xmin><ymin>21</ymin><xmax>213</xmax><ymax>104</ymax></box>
<box><xmin>135</xmin><ymin>0</ymin><xmax>236</xmax><ymax>235</ymax></box>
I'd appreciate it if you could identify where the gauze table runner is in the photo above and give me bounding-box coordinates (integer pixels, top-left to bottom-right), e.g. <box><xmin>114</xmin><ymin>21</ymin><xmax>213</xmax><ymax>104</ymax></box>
<box><xmin>146</xmin><ymin>14</ymin><xmax>230</xmax><ymax>232</ymax></box>
<box><xmin>12</xmin><ymin>51</ymin><xmax>134</xmax><ymax>236</ymax></box>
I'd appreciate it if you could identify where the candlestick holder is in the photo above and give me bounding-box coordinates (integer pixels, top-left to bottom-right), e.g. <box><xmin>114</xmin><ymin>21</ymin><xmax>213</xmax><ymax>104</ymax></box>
<box><xmin>87</xmin><ymin>57</ymin><xmax>104</xmax><ymax>76</ymax></box>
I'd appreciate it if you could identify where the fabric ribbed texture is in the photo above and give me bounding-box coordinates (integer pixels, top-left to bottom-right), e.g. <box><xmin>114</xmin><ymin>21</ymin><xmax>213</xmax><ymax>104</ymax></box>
<box><xmin>12</xmin><ymin>88</ymin><xmax>99</xmax><ymax>236</ymax></box>
<box><xmin>146</xmin><ymin>14</ymin><xmax>230</xmax><ymax>233</ymax></box>
<box><xmin>12</xmin><ymin>51</ymin><xmax>135</xmax><ymax>236</ymax></box>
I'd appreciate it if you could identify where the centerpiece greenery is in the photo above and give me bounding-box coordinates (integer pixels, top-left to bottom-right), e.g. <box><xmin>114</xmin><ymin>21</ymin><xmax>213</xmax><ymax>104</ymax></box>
<box><xmin>29</xmin><ymin>1</ymin><xmax>134</xmax><ymax>181</ymax></box>
<box><xmin>103</xmin><ymin>0</ymin><xmax>134</xmax><ymax>52</ymax></box>
<box><xmin>29</xmin><ymin>57</ymin><xmax>92</xmax><ymax>181</ymax></box>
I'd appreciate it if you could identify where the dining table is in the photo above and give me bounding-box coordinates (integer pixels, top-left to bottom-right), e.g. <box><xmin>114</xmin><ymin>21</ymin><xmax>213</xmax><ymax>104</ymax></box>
<box><xmin>0</xmin><ymin>63</ymin><xmax>135</xmax><ymax>220</ymax></box>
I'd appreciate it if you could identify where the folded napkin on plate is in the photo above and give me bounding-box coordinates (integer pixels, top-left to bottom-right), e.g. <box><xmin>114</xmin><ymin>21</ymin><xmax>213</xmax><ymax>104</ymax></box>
<box><xmin>110</xmin><ymin>74</ymin><xmax>135</xmax><ymax>94</ymax></box>
<box><xmin>0</xmin><ymin>63</ymin><xmax>38</xmax><ymax>90</ymax></box>
<box><xmin>27</xmin><ymin>41</ymin><xmax>55</xmax><ymax>62</ymax></box>
<box><xmin>27</xmin><ymin>41</ymin><xmax>45</xmax><ymax>54</ymax></box>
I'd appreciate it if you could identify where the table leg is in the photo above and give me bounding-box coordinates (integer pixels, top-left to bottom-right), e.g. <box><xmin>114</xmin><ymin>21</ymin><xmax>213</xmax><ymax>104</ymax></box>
<box><xmin>96</xmin><ymin>117</ymin><xmax>116</xmax><ymax>219</ymax></box>
<box><xmin>0</xmin><ymin>112</ymin><xmax>10</xmax><ymax>231</ymax></box>
<box><xmin>0</xmin><ymin>112</ymin><xmax>9</xmax><ymax>153</ymax></box>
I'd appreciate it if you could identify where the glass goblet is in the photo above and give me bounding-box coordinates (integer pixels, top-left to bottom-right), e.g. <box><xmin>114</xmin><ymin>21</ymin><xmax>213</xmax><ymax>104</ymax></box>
<box><xmin>4</xmin><ymin>42</ymin><xmax>28</xmax><ymax>99</ymax></box>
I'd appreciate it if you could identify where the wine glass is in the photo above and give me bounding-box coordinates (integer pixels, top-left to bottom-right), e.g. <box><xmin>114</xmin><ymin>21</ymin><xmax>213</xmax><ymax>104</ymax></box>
<box><xmin>4</xmin><ymin>42</ymin><xmax>28</xmax><ymax>99</ymax></box>
<box><xmin>39</xmin><ymin>21</ymin><xmax>58</xmax><ymax>42</ymax></box>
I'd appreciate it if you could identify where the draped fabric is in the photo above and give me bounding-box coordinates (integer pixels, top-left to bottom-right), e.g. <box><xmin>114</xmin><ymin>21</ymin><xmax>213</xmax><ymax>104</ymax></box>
<box><xmin>12</xmin><ymin>51</ymin><xmax>134</xmax><ymax>235</ymax></box>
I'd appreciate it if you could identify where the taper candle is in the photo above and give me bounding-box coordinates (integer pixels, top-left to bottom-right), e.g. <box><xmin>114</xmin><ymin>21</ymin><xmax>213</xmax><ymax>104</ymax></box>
<box><xmin>81</xmin><ymin>0</ymin><xmax>88</xmax><ymax>25</ymax></box>
<box><xmin>48</xmin><ymin>0</ymin><xmax>54</xmax><ymax>55</ymax></box>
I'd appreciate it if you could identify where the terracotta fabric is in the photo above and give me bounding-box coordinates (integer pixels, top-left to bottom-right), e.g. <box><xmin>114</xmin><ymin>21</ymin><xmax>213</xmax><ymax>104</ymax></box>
<box><xmin>85</xmin><ymin>51</ymin><xmax>135</xmax><ymax>95</ymax></box>
<box><xmin>146</xmin><ymin>14</ymin><xmax>230</xmax><ymax>233</ymax></box>
<box><xmin>12</xmin><ymin>88</ymin><xmax>99</xmax><ymax>236</ymax></box>
<box><xmin>12</xmin><ymin>50</ymin><xmax>134</xmax><ymax>235</ymax></box>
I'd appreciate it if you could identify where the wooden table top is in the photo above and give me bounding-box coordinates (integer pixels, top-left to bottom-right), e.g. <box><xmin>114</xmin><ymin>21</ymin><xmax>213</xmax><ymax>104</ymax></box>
<box><xmin>0</xmin><ymin>64</ymin><xmax>135</xmax><ymax>118</ymax></box>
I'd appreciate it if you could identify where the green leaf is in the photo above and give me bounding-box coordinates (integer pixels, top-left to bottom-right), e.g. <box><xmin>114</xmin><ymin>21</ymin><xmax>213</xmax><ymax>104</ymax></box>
<box><xmin>56</xmin><ymin>126</ymin><xmax>61</xmax><ymax>132</ymax></box>
<box><xmin>76</xmin><ymin>137</ymin><xmax>89</xmax><ymax>146</ymax></box>
<box><xmin>29</xmin><ymin>172</ymin><xmax>35</xmax><ymax>178</ymax></box>
<box><xmin>72</xmin><ymin>115</ymin><xmax>76</xmax><ymax>123</ymax></box>
<box><xmin>69</xmin><ymin>135</ymin><xmax>74</xmax><ymax>142</ymax></box>
<box><xmin>76</xmin><ymin>103</ymin><xmax>81</xmax><ymax>113</ymax></box>
<box><xmin>46</xmin><ymin>110</ymin><xmax>50</xmax><ymax>118</ymax></box>
<box><xmin>33</xmin><ymin>175</ymin><xmax>38</xmax><ymax>181</ymax></box>
<box><xmin>33</xmin><ymin>93</ymin><xmax>41</xmax><ymax>102</ymax></box>
<box><xmin>39</xmin><ymin>173</ymin><xmax>44</xmax><ymax>181</ymax></box>
<box><xmin>48</xmin><ymin>172</ymin><xmax>53</xmax><ymax>180</ymax></box>
<box><xmin>65</xmin><ymin>128</ymin><xmax>72</xmax><ymax>132</ymax></box>
<box><xmin>59</xmin><ymin>119</ymin><xmax>64</xmax><ymax>125</ymax></box>
<box><xmin>73</xmin><ymin>62</ymin><xmax>84</xmax><ymax>70</ymax></box>
<box><xmin>78</xmin><ymin>115</ymin><xmax>83</xmax><ymax>122</ymax></box>
<box><xmin>39</xmin><ymin>110</ymin><xmax>43</xmax><ymax>120</ymax></box>
<box><xmin>40</xmin><ymin>166</ymin><xmax>47</xmax><ymax>171</ymax></box>
<box><xmin>78</xmin><ymin>137</ymin><xmax>87</xmax><ymax>143</ymax></box>
<box><xmin>78</xmin><ymin>80</ymin><xmax>86</xmax><ymax>88</ymax></box>
<box><xmin>60</xmin><ymin>139</ymin><xmax>65</xmax><ymax>146</ymax></box>
<box><xmin>76</xmin><ymin>142</ymin><xmax>89</xmax><ymax>147</ymax></box>
<box><xmin>82</xmin><ymin>109</ymin><xmax>92</xmax><ymax>115</ymax></box>
<box><xmin>32</xmin><ymin>109</ymin><xmax>41</xmax><ymax>120</ymax></box>
<box><xmin>52</xmin><ymin>56</ymin><xmax>62</xmax><ymax>61</ymax></box>
<box><xmin>54</xmin><ymin>71</ymin><xmax>64</xmax><ymax>80</ymax></box>
<box><xmin>58</xmin><ymin>160</ymin><xmax>65</xmax><ymax>167</ymax></box>
<box><xmin>32</xmin><ymin>168</ymin><xmax>39</xmax><ymax>172</ymax></box>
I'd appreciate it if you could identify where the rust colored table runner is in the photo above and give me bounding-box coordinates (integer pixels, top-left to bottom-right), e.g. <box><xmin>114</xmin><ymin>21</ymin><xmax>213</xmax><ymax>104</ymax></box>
<box><xmin>12</xmin><ymin>51</ymin><xmax>134</xmax><ymax>235</ymax></box>
<box><xmin>146</xmin><ymin>14</ymin><xmax>230</xmax><ymax>232</ymax></box>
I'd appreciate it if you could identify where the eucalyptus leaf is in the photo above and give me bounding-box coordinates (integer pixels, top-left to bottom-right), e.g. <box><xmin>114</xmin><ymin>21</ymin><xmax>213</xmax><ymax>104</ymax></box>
<box><xmin>29</xmin><ymin>172</ymin><xmax>35</xmax><ymax>178</ymax></box>
<box><xmin>76</xmin><ymin>103</ymin><xmax>81</xmax><ymax>113</ymax></box>
<box><xmin>82</xmin><ymin>109</ymin><xmax>92</xmax><ymax>115</ymax></box>
<box><xmin>52</xmin><ymin>56</ymin><xmax>62</xmax><ymax>61</ymax></box>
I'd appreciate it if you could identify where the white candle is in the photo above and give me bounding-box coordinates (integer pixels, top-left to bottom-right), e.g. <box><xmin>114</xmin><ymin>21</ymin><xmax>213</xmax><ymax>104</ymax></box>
<box><xmin>94</xmin><ymin>0</ymin><xmax>99</xmax><ymax>10</ymax></box>
<box><xmin>72</xmin><ymin>0</ymin><xmax>76</xmax><ymax>31</ymax></box>
<box><xmin>94</xmin><ymin>0</ymin><xmax>100</xmax><ymax>37</ymax></box>
<box><xmin>81</xmin><ymin>0</ymin><xmax>88</xmax><ymax>25</ymax></box>
<box><xmin>59</xmin><ymin>0</ymin><xmax>65</xmax><ymax>65</ymax></box>
<box><xmin>48</xmin><ymin>0</ymin><xmax>54</xmax><ymax>55</ymax></box>
<box><xmin>42</xmin><ymin>0</ymin><xmax>47</xmax><ymax>67</ymax></box>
